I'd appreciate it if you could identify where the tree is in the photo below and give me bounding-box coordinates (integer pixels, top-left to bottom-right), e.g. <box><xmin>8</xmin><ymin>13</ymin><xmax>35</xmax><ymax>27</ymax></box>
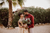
<box><xmin>0</xmin><ymin>0</ymin><xmax>25</xmax><ymax>27</ymax></box>
<box><xmin>0</xmin><ymin>0</ymin><xmax>4</xmax><ymax>9</ymax></box>
<box><xmin>8</xmin><ymin>0</ymin><xmax>13</xmax><ymax>26</ymax></box>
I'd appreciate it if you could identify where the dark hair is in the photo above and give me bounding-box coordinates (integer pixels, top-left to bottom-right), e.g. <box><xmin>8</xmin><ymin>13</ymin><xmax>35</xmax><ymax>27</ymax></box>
<box><xmin>18</xmin><ymin>13</ymin><xmax>23</xmax><ymax>17</ymax></box>
<box><xmin>24</xmin><ymin>10</ymin><xmax>28</xmax><ymax>12</ymax></box>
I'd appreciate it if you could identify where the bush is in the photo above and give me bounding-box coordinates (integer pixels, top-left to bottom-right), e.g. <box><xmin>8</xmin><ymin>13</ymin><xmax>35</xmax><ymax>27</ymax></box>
<box><xmin>0</xmin><ymin>8</ymin><xmax>8</xmax><ymax>27</ymax></box>
<box><xmin>12</xmin><ymin>7</ymin><xmax>50</xmax><ymax>27</ymax></box>
<box><xmin>12</xmin><ymin>13</ymin><xmax>19</xmax><ymax>27</ymax></box>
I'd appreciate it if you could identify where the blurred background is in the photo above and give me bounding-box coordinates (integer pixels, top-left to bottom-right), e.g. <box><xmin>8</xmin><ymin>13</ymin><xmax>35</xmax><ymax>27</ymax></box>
<box><xmin>0</xmin><ymin>0</ymin><xmax>50</xmax><ymax>27</ymax></box>
<box><xmin>0</xmin><ymin>0</ymin><xmax>50</xmax><ymax>11</ymax></box>
<box><xmin>0</xmin><ymin>0</ymin><xmax>50</xmax><ymax>33</ymax></box>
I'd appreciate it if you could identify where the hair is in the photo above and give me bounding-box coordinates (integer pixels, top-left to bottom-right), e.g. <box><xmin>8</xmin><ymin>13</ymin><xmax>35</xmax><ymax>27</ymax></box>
<box><xmin>18</xmin><ymin>13</ymin><xmax>23</xmax><ymax>17</ymax></box>
<box><xmin>24</xmin><ymin>10</ymin><xmax>28</xmax><ymax>12</ymax></box>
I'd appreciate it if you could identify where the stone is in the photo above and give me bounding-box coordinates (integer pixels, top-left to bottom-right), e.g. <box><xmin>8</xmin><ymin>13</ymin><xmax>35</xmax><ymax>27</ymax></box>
<box><xmin>15</xmin><ymin>27</ymin><xmax>18</xmax><ymax>29</ymax></box>
<box><xmin>45</xmin><ymin>23</ymin><xmax>50</xmax><ymax>25</ymax></box>
<box><xmin>35</xmin><ymin>24</ymin><xmax>39</xmax><ymax>26</ymax></box>
<box><xmin>8</xmin><ymin>27</ymin><xmax>14</xmax><ymax>29</ymax></box>
<box><xmin>39</xmin><ymin>23</ymin><xmax>41</xmax><ymax>25</ymax></box>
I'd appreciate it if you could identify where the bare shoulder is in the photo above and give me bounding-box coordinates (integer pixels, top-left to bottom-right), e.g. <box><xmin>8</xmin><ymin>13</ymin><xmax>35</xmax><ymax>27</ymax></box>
<box><xmin>18</xmin><ymin>19</ymin><xmax>22</xmax><ymax>22</ymax></box>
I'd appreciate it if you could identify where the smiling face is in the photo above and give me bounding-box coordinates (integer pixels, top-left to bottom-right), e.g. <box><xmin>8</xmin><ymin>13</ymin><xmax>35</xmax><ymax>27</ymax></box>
<box><xmin>20</xmin><ymin>14</ymin><xmax>24</xmax><ymax>18</ymax></box>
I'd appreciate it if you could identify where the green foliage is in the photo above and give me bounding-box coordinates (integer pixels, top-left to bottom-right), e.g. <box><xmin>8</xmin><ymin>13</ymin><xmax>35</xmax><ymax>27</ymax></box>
<box><xmin>12</xmin><ymin>13</ymin><xmax>19</xmax><ymax>27</ymax></box>
<box><xmin>12</xmin><ymin>0</ymin><xmax>16</xmax><ymax>1</ymax></box>
<box><xmin>1</xmin><ymin>0</ymin><xmax>25</xmax><ymax>7</ymax></box>
<box><xmin>0</xmin><ymin>7</ymin><xmax>50</xmax><ymax>27</ymax></box>
<box><xmin>0</xmin><ymin>8</ymin><xmax>8</xmax><ymax>27</ymax></box>
<box><xmin>18</xmin><ymin>0</ymin><xmax>24</xmax><ymax>7</ymax></box>
<box><xmin>0</xmin><ymin>2</ymin><xmax>4</xmax><ymax>6</ymax></box>
<box><xmin>12</xmin><ymin>7</ymin><xmax>50</xmax><ymax>27</ymax></box>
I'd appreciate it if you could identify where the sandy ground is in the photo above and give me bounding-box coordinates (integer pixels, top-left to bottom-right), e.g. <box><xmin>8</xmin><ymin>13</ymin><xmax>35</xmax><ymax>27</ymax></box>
<box><xmin>0</xmin><ymin>25</ymin><xmax>50</xmax><ymax>33</ymax></box>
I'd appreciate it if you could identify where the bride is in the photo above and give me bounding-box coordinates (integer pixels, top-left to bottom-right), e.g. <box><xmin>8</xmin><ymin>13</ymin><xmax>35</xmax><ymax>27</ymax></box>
<box><xmin>18</xmin><ymin>13</ymin><xmax>28</xmax><ymax>33</ymax></box>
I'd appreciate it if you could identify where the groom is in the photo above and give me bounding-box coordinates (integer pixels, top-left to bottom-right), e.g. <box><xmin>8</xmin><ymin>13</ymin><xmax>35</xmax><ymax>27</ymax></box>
<box><xmin>23</xmin><ymin>10</ymin><xmax>34</xmax><ymax>33</ymax></box>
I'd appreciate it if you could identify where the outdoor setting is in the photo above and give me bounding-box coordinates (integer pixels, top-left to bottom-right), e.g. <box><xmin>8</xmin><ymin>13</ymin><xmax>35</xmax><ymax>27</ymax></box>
<box><xmin>0</xmin><ymin>0</ymin><xmax>50</xmax><ymax>33</ymax></box>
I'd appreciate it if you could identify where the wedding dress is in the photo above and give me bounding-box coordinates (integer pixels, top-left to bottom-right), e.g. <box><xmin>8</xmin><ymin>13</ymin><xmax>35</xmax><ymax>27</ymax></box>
<box><xmin>18</xmin><ymin>18</ymin><xmax>28</xmax><ymax>33</ymax></box>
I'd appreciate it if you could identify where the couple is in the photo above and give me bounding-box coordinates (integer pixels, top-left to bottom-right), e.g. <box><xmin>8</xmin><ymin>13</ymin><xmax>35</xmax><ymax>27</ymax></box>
<box><xmin>18</xmin><ymin>10</ymin><xmax>34</xmax><ymax>33</ymax></box>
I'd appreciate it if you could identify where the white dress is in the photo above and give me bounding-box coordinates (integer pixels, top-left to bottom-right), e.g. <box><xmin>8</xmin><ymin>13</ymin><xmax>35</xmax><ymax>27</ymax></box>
<box><xmin>18</xmin><ymin>18</ymin><xmax>28</xmax><ymax>33</ymax></box>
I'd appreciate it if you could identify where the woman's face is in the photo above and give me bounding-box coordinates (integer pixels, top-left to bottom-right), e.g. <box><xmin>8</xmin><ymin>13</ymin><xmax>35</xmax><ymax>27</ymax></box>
<box><xmin>20</xmin><ymin>14</ymin><xmax>24</xmax><ymax>17</ymax></box>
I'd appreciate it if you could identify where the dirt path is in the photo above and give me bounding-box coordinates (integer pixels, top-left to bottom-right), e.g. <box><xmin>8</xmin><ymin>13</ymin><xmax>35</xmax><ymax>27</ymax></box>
<box><xmin>34</xmin><ymin>25</ymin><xmax>50</xmax><ymax>33</ymax></box>
<box><xmin>0</xmin><ymin>25</ymin><xmax>50</xmax><ymax>33</ymax></box>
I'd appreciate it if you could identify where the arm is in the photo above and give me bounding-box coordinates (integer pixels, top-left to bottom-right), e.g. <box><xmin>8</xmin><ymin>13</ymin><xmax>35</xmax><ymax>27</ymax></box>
<box><xmin>28</xmin><ymin>16</ymin><xmax>34</xmax><ymax>28</ymax></box>
<box><xmin>21</xmin><ymin>22</ymin><xmax>23</xmax><ymax>26</ymax></box>
<box><xmin>18</xmin><ymin>22</ymin><xmax>22</xmax><ymax>28</ymax></box>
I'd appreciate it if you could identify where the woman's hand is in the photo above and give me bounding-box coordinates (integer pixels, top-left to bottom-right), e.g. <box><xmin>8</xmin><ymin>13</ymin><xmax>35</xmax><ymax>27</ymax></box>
<box><xmin>22</xmin><ymin>26</ymin><xmax>25</xmax><ymax>28</ymax></box>
<box><xmin>18</xmin><ymin>23</ymin><xmax>22</xmax><ymax>28</ymax></box>
<box><xmin>25</xmin><ymin>27</ymin><xmax>28</xmax><ymax>29</ymax></box>
<box><xmin>19</xmin><ymin>26</ymin><xmax>22</xmax><ymax>28</ymax></box>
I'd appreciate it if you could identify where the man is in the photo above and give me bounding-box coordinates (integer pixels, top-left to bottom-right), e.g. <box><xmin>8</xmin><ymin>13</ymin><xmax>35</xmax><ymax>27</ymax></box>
<box><xmin>24</xmin><ymin>10</ymin><xmax>34</xmax><ymax>33</ymax></box>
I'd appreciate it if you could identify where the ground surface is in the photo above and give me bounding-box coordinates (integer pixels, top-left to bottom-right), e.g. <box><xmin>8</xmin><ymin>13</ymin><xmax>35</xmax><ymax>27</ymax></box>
<box><xmin>0</xmin><ymin>24</ymin><xmax>50</xmax><ymax>33</ymax></box>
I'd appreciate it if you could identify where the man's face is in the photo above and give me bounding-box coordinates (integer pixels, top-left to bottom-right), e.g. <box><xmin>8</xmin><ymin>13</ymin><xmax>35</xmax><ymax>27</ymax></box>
<box><xmin>24</xmin><ymin>12</ymin><xmax>28</xmax><ymax>16</ymax></box>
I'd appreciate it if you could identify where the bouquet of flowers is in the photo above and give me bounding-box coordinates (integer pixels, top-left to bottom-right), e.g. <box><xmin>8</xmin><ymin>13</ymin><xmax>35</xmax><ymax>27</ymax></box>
<box><xmin>22</xmin><ymin>18</ymin><xmax>31</xmax><ymax>25</ymax></box>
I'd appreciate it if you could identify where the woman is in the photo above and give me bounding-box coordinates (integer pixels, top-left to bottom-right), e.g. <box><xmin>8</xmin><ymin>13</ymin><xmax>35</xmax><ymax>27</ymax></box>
<box><xmin>18</xmin><ymin>13</ymin><xmax>28</xmax><ymax>33</ymax></box>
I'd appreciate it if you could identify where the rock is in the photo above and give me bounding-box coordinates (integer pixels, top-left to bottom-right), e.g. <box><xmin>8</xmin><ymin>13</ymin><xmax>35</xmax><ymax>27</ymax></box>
<box><xmin>1</xmin><ymin>26</ymin><xmax>5</xmax><ymax>29</ymax></box>
<box><xmin>39</xmin><ymin>23</ymin><xmax>41</xmax><ymax>25</ymax></box>
<box><xmin>45</xmin><ymin>23</ymin><xmax>50</xmax><ymax>25</ymax></box>
<box><xmin>15</xmin><ymin>27</ymin><xmax>18</xmax><ymax>29</ymax></box>
<box><xmin>42</xmin><ymin>23</ymin><xmax>45</xmax><ymax>25</ymax></box>
<box><xmin>35</xmin><ymin>24</ymin><xmax>39</xmax><ymax>26</ymax></box>
<box><xmin>0</xmin><ymin>24</ymin><xmax>4</xmax><ymax>28</ymax></box>
<box><xmin>8</xmin><ymin>27</ymin><xmax>14</xmax><ymax>29</ymax></box>
<box><xmin>0</xmin><ymin>26</ymin><xmax>5</xmax><ymax>29</ymax></box>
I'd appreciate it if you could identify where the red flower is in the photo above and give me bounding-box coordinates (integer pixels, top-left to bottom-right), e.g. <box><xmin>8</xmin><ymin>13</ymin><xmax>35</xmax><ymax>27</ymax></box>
<box><xmin>28</xmin><ymin>20</ymin><xmax>29</xmax><ymax>22</ymax></box>
<box><xmin>25</xmin><ymin>18</ymin><xmax>26</xmax><ymax>20</ymax></box>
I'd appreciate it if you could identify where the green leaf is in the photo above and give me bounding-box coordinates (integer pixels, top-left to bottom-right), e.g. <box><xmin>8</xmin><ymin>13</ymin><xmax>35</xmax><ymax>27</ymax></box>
<box><xmin>18</xmin><ymin>0</ymin><xmax>24</xmax><ymax>7</ymax></box>
<box><xmin>12</xmin><ymin>2</ymin><xmax>17</xmax><ymax>7</ymax></box>
<box><xmin>12</xmin><ymin>0</ymin><xmax>16</xmax><ymax>1</ymax></box>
